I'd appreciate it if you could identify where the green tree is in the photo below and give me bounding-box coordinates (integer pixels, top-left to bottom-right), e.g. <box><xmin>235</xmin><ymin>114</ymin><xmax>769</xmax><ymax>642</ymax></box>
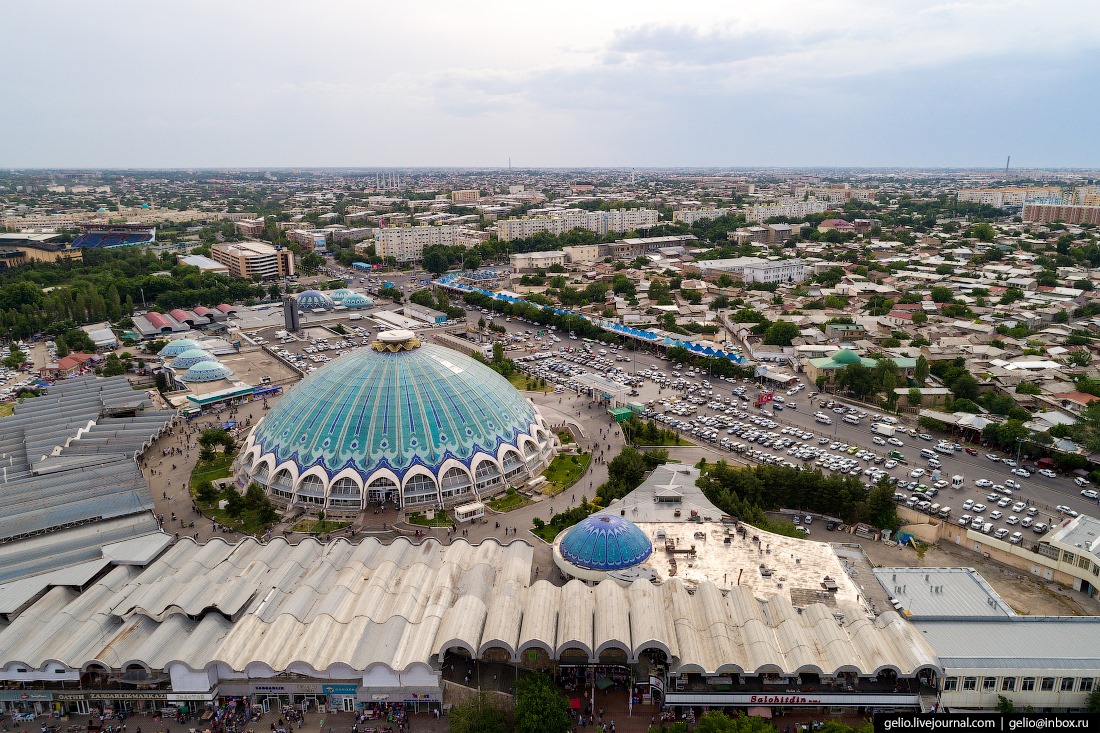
<box><xmin>695</xmin><ymin>711</ymin><xmax>779</xmax><ymax>733</ymax></box>
<box><xmin>1085</xmin><ymin>687</ymin><xmax>1100</xmax><ymax>714</ymax></box>
<box><xmin>195</xmin><ymin>480</ymin><xmax>219</xmax><ymax>504</ymax></box>
<box><xmin>447</xmin><ymin>692</ymin><xmax>508</xmax><ymax>733</ymax></box>
<box><xmin>223</xmin><ymin>484</ymin><xmax>245</xmax><ymax>518</ymax></box>
<box><xmin>908</xmin><ymin>388</ymin><xmax>923</xmax><ymax>406</ymax></box>
<box><xmin>911</xmin><ymin>311</ymin><xmax>928</xmax><ymax>325</ymax></box>
<box><xmin>929</xmin><ymin>286</ymin><xmax>954</xmax><ymax>303</ymax></box>
<box><xmin>423</xmin><ymin>247</ymin><xmax>451</xmax><ymax>276</ymax></box>
<box><xmin>914</xmin><ymin>355</ymin><xmax>929</xmax><ymax>385</ymax></box>
<box><xmin>1068</xmin><ymin>351</ymin><xmax>1093</xmax><ymax>367</ymax></box>
<box><xmin>971</xmin><ymin>222</ymin><xmax>996</xmax><ymax>242</ymax></box>
<box><xmin>267</xmin><ymin>283</ymin><xmax>282</xmax><ymax>301</ymax></box>
<box><xmin>950</xmin><ymin>373</ymin><xmax>980</xmax><ymax>401</ymax></box>
<box><xmin>950</xmin><ymin>398</ymin><xmax>981</xmax><ymax>413</ymax></box>
<box><xmin>3</xmin><ymin>347</ymin><xmax>27</xmax><ymax>369</ymax></box>
<box><xmin>996</xmin><ymin>695</ymin><xmax>1016</xmax><ymax>713</ymax></box>
<box><xmin>463</xmin><ymin>252</ymin><xmax>482</xmax><ymax>270</ymax></box>
<box><xmin>300</xmin><ymin>251</ymin><xmax>324</xmax><ymax>272</ymax></box>
<box><xmin>513</xmin><ymin>672</ymin><xmax>569</xmax><ymax>733</ymax></box>
<box><xmin>762</xmin><ymin>320</ymin><xmax>799</xmax><ymax>346</ymax></box>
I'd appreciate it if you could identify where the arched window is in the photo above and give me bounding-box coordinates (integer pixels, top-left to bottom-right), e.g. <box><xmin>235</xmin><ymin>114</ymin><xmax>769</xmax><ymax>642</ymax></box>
<box><xmin>328</xmin><ymin>477</ymin><xmax>362</xmax><ymax>509</ymax></box>
<box><xmin>501</xmin><ymin>450</ymin><xmax>525</xmax><ymax>479</ymax></box>
<box><xmin>440</xmin><ymin>467</ymin><xmax>473</xmax><ymax>500</ymax></box>
<box><xmin>367</xmin><ymin>476</ymin><xmax>397</xmax><ymax>504</ymax></box>
<box><xmin>297</xmin><ymin>474</ymin><xmax>325</xmax><ymax>505</ymax></box>
<box><xmin>251</xmin><ymin>463</ymin><xmax>270</xmax><ymax>486</ymax></box>
<box><xmin>403</xmin><ymin>474</ymin><xmax>438</xmax><ymax>506</ymax></box>
<box><xmin>271</xmin><ymin>469</ymin><xmax>294</xmax><ymax>500</ymax></box>
<box><xmin>474</xmin><ymin>460</ymin><xmax>502</xmax><ymax>489</ymax></box>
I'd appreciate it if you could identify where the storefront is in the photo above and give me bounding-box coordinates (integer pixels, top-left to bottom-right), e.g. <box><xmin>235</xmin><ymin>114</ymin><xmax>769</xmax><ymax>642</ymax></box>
<box><xmin>219</xmin><ymin>682</ymin><xmax>360</xmax><ymax>715</ymax></box>
<box><xmin>663</xmin><ymin>691</ymin><xmax>922</xmax><ymax>718</ymax></box>
<box><xmin>0</xmin><ymin>690</ymin><xmax>53</xmax><ymax>718</ymax></box>
<box><xmin>50</xmin><ymin>690</ymin><xmax>216</xmax><ymax>718</ymax></box>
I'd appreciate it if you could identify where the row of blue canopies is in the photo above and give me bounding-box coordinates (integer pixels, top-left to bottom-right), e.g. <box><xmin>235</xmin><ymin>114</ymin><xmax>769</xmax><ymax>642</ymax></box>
<box><xmin>435</xmin><ymin>272</ymin><xmax>746</xmax><ymax>365</ymax></box>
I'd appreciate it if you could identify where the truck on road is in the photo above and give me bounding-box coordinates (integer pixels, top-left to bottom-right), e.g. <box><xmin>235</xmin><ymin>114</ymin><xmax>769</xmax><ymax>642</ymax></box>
<box><xmin>871</xmin><ymin>423</ymin><xmax>895</xmax><ymax>437</ymax></box>
<box><xmin>888</xmin><ymin>450</ymin><xmax>907</xmax><ymax>464</ymax></box>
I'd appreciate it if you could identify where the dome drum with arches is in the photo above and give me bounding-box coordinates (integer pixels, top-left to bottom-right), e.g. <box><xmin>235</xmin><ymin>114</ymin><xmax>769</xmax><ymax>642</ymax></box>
<box><xmin>181</xmin><ymin>360</ymin><xmax>234</xmax><ymax>383</ymax></box>
<box><xmin>170</xmin><ymin>348</ymin><xmax>215</xmax><ymax>369</ymax></box>
<box><xmin>158</xmin><ymin>338</ymin><xmax>202</xmax><ymax>358</ymax></box>
<box><xmin>237</xmin><ymin>330</ymin><xmax>556</xmax><ymax>512</ymax></box>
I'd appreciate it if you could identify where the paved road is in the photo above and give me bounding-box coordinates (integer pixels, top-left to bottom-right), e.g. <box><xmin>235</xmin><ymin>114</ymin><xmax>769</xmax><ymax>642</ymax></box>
<box><xmin>465</xmin><ymin>306</ymin><xmax>1097</xmax><ymax>529</ymax></box>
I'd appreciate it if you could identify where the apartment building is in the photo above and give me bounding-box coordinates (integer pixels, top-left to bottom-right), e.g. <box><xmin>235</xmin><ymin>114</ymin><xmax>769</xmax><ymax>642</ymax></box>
<box><xmin>287</xmin><ymin>229</ymin><xmax>329</xmax><ymax>252</ymax></box>
<box><xmin>672</xmin><ymin>207</ymin><xmax>732</xmax><ymax>225</ymax></box>
<box><xmin>450</xmin><ymin>189</ymin><xmax>480</xmax><ymax>204</ymax></box>
<box><xmin>210</xmin><ymin>240</ymin><xmax>294</xmax><ymax>280</ymax></box>
<box><xmin>1022</xmin><ymin>204</ymin><xmax>1100</xmax><ymax>226</ymax></box>
<box><xmin>510</xmin><ymin>251</ymin><xmax>567</xmax><ymax>272</ymax></box>
<box><xmin>495</xmin><ymin>208</ymin><xmax>658</xmax><ymax>241</ymax></box>
<box><xmin>235</xmin><ymin>218</ymin><xmax>266</xmax><ymax>237</ymax></box>
<box><xmin>956</xmin><ymin>187</ymin><xmax>1063</xmax><ymax>208</ymax></box>
<box><xmin>691</xmin><ymin>256</ymin><xmax>807</xmax><ymax>284</ymax></box>
<box><xmin>374</xmin><ymin>224</ymin><xmax>461</xmax><ymax>262</ymax></box>
<box><xmin>748</xmin><ymin>199</ymin><xmax>829</xmax><ymax>223</ymax></box>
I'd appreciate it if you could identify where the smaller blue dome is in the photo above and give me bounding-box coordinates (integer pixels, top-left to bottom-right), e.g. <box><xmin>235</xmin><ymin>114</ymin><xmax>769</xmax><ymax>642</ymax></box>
<box><xmin>329</xmin><ymin>288</ymin><xmax>354</xmax><ymax>302</ymax></box>
<box><xmin>341</xmin><ymin>293</ymin><xmax>374</xmax><ymax>308</ymax></box>
<box><xmin>297</xmin><ymin>290</ymin><xmax>334</xmax><ymax>310</ymax></box>
<box><xmin>181</xmin><ymin>360</ymin><xmax>233</xmax><ymax>383</ymax></box>
<box><xmin>560</xmin><ymin>514</ymin><xmax>652</xmax><ymax>571</ymax></box>
<box><xmin>159</xmin><ymin>339</ymin><xmax>201</xmax><ymax>357</ymax></box>
<box><xmin>171</xmin><ymin>348</ymin><xmax>215</xmax><ymax>369</ymax></box>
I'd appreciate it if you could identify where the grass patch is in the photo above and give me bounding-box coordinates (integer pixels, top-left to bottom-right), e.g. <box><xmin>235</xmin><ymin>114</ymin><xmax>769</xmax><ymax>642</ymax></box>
<box><xmin>507</xmin><ymin>371</ymin><xmax>553</xmax><ymax>393</ymax></box>
<box><xmin>290</xmin><ymin>519</ymin><xmax>351</xmax><ymax>534</ymax></box>
<box><xmin>0</xmin><ymin>403</ymin><xmax>13</xmax><ymax>418</ymax></box>
<box><xmin>486</xmin><ymin>491</ymin><xmax>532</xmax><ymax>512</ymax></box>
<box><xmin>556</xmin><ymin>430</ymin><xmax>574</xmax><ymax>445</ymax></box>
<box><xmin>189</xmin><ymin>453</ymin><xmax>234</xmax><ymax>491</ymax></box>
<box><xmin>541</xmin><ymin>452</ymin><xmax>591</xmax><ymax>496</ymax></box>
<box><xmin>189</xmin><ymin>453</ymin><xmax>278</xmax><ymax>537</ymax></box>
<box><xmin>407</xmin><ymin>511</ymin><xmax>453</xmax><ymax>527</ymax></box>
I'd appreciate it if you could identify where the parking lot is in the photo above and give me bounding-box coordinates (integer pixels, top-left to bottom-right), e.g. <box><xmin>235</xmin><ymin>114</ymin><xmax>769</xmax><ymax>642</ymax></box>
<box><xmin>251</xmin><ymin>322</ymin><xmax>378</xmax><ymax>376</ymax></box>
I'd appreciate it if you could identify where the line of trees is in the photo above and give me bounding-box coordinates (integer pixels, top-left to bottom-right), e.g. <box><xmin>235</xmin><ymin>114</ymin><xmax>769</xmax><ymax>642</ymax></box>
<box><xmin>697</xmin><ymin>462</ymin><xmax>900</xmax><ymax>532</ymax></box>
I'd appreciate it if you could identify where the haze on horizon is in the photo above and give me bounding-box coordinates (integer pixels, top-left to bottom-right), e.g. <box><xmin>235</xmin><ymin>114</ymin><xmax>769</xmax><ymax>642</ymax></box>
<box><xmin>3</xmin><ymin>0</ymin><xmax>1099</xmax><ymax>170</ymax></box>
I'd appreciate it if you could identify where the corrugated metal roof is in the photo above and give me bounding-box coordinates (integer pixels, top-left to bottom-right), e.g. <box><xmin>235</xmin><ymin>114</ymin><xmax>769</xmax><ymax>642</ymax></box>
<box><xmin>0</xmin><ymin>537</ymin><xmax>942</xmax><ymax>677</ymax></box>
<box><xmin>872</xmin><ymin>567</ymin><xmax>1016</xmax><ymax>618</ymax></box>
<box><xmin>914</xmin><ymin>617</ymin><xmax>1100</xmax><ymax>669</ymax></box>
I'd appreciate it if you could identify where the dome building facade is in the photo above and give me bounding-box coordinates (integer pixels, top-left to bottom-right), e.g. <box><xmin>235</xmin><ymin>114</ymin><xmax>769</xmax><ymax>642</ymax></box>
<box><xmin>553</xmin><ymin>513</ymin><xmax>654</xmax><ymax>585</ymax></box>
<box><xmin>295</xmin><ymin>290</ymin><xmax>334</xmax><ymax>310</ymax></box>
<box><xmin>236</xmin><ymin>330</ymin><xmax>556</xmax><ymax>512</ymax></box>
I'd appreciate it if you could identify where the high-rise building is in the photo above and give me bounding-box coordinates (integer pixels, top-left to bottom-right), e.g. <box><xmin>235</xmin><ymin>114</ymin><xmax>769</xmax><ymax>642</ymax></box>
<box><xmin>374</xmin><ymin>224</ymin><xmax>462</xmax><ymax>262</ymax></box>
<box><xmin>495</xmin><ymin>208</ymin><xmax>658</xmax><ymax>241</ymax></box>
<box><xmin>956</xmin><ymin>187</ymin><xmax>1063</xmax><ymax>207</ymax></box>
<box><xmin>210</xmin><ymin>240</ymin><xmax>295</xmax><ymax>280</ymax></box>
<box><xmin>1022</xmin><ymin>204</ymin><xmax>1100</xmax><ymax>226</ymax></box>
<box><xmin>748</xmin><ymin>200</ymin><xmax>829</xmax><ymax>223</ymax></box>
<box><xmin>450</xmin><ymin>189</ymin><xmax>480</xmax><ymax>204</ymax></box>
<box><xmin>673</xmin><ymin>208</ymin><xmax>733</xmax><ymax>225</ymax></box>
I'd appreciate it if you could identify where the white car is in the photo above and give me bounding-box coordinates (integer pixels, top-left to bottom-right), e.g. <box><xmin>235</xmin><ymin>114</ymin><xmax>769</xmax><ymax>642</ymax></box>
<box><xmin>1006</xmin><ymin>515</ymin><xmax>1019</xmax><ymax>525</ymax></box>
<box><xmin>1039</xmin><ymin>469</ymin><xmax>1057</xmax><ymax>478</ymax></box>
<box><xmin>990</xmin><ymin>510</ymin><xmax>1003</xmax><ymax>520</ymax></box>
<box><xmin>887</xmin><ymin>437</ymin><xmax>904</xmax><ymax>447</ymax></box>
<box><xmin>872</xmin><ymin>436</ymin><xmax>886</xmax><ymax>446</ymax></box>
<box><xmin>974</xmin><ymin>479</ymin><xmax>993</xmax><ymax>488</ymax></box>
<box><xmin>985</xmin><ymin>454</ymin><xmax>1001</xmax><ymax>462</ymax></box>
<box><xmin>910</xmin><ymin>468</ymin><xmax>926</xmax><ymax>478</ymax></box>
<box><xmin>1082</xmin><ymin>489</ymin><xmax>1099</xmax><ymax>500</ymax></box>
<box><xmin>1012</xmin><ymin>501</ymin><xmax>1027</xmax><ymax>513</ymax></box>
<box><xmin>1004</xmin><ymin>479</ymin><xmax>1021</xmax><ymax>490</ymax></box>
<box><xmin>1057</xmin><ymin>505</ymin><xmax>1079</xmax><ymax>518</ymax></box>
<box><xmin>1075</xmin><ymin>477</ymin><xmax>1091</xmax><ymax>487</ymax></box>
<box><xmin>884</xmin><ymin>460</ymin><xmax>898</xmax><ymax>469</ymax></box>
<box><xmin>1011</xmin><ymin>468</ymin><xmax>1031</xmax><ymax>478</ymax></box>
<box><xmin>1002</xmin><ymin>459</ymin><xmax>1017</xmax><ymax>467</ymax></box>
<box><xmin>972</xmin><ymin>503</ymin><xmax>987</xmax><ymax>514</ymax></box>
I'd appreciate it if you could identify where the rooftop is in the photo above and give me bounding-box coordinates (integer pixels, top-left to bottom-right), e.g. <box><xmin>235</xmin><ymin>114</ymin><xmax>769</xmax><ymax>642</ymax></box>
<box><xmin>913</xmin><ymin>617</ymin><xmax>1100</xmax><ymax>669</ymax></box>
<box><xmin>871</xmin><ymin>567</ymin><xmax>1016</xmax><ymax>618</ymax></box>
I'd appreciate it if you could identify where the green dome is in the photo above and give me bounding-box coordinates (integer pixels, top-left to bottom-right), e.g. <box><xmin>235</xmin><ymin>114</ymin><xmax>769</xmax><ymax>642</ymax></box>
<box><xmin>832</xmin><ymin>348</ymin><xmax>861</xmax><ymax>365</ymax></box>
<box><xmin>239</xmin><ymin>331</ymin><xmax>554</xmax><ymax>510</ymax></box>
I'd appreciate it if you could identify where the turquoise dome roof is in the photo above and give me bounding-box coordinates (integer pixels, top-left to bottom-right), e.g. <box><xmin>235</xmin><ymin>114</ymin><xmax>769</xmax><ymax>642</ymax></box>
<box><xmin>159</xmin><ymin>339</ymin><xmax>201</xmax><ymax>357</ymax></box>
<box><xmin>832</xmin><ymin>348</ymin><xmax>861</xmax><ymax>365</ymax></box>
<box><xmin>297</xmin><ymin>290</ymin><xmax>334</xmax><ymax>310</ymax></box>
<box><xmin>341</xmin><ymin>293</ymin><xmax>373</xmax><ymax>308</ymax></box>
<box><xmin>245</xmin><ymin>336</ymin><xmax>546</xmax><ymax>484</ymax></box>
<box><xmin>181</xmin><ymin>360</ymin><xmax>233</xmax><ymax>383</ymax></box>
<box><xmin>329</xmin><ymin>288</ymin><xmax>354</xmax><ymax>302</ymax></box>
<box><xmin>560</xmin><ymin>515</ymin><xmax>652</xmax><ymax>571</ymax></box>
<box><xmin>171</xmin><ymin>348</ymin><xmax>215</xmax><ymax>369</ymax></box>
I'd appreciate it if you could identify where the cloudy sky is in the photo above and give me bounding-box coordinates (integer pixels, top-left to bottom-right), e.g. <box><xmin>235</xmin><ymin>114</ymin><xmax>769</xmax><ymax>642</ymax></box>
<box><xmin>3</xmin><ymin>0</ymin><xmax>1099</xmax><ymax>168</ymax></box>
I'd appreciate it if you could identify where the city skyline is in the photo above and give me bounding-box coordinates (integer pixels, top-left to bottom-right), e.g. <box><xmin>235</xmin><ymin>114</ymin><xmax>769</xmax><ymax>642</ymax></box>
<box><xmin>3</xmin><ymin>0</ymin><xmax>1100</xmax><ymax>169</ymax></box>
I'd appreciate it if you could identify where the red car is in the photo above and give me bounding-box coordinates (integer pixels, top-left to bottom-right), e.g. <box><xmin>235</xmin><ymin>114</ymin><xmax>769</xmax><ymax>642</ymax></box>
<box><xmin>965</xmin><ymin>447</ymin><xmax>978</xmax><ymax>456</ymax></box>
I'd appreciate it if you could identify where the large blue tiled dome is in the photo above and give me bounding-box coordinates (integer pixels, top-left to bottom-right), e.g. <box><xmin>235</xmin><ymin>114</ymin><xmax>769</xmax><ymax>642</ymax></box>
<box><xmin>238</xmin><ymin>330</ymin><xmax>554</xmax><ymax>511</ymax></box>
<box><xmin>560</xmin><ymin>514</ymin><xmax>653</xmax><ymax>571</ymax></box>
<box><xmin>158</xmin><ymin>338</ymin><xmax>201</xmax><ymax>358</ymax></box>
<box><xmin>296</xmin><ymin>290</ymin><xmax>334</xmax><ymax>310</ymax></box>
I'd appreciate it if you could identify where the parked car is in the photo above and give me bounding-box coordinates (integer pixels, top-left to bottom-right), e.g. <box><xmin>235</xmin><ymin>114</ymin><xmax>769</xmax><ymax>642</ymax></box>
<box><xmin>1039</xmin><ymin>469</ymin><xmax>1057</xmax><ymax>478</ymax></box>
<box><xmin>1082</xmin><ymin>489</ymin><xmax>1099</xmax><ymax>500</ymax></box>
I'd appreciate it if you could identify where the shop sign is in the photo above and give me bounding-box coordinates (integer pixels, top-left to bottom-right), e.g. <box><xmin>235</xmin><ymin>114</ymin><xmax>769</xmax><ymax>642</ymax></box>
<box><xmin>648</xmin><ymin>677</ymin><xmax>664</xmax><ymax>694</ymax></box>
<box><xmin>404</xmin><ymin>692</ymin><xmax>438</xmax><ymax>702</ymax></box>
<box><xmin>320</xmin><ymin>685</ymin><xmax>357</xmax><ymax>696</ymax></box>
<box><xmin>665</xmin><ymin>692</ymin><xmax>919</xmax><ymax>707</ymax></box>
<box><xmin>0</xmin><ymin>692</ymin><xmax>53</xmax><ymax>702</ymax></box>
<box><xmin>250</xmin><ymin>684</ymin><xmax>322</xmax><ymax>694</ymax></box>
<box><xmin>370</xmin><ymin>694</ymin><xmax>389</xmax><ymax>701</ymax></box>
<box><xmin>167</xmin><ymin>693</ymin><xmax>218</xmax><ymax>702</ymax></box>
<box><xmin>55</xmin><ymin>692</ymin><xmax>170</xmax><ymax>702</ymax></box>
